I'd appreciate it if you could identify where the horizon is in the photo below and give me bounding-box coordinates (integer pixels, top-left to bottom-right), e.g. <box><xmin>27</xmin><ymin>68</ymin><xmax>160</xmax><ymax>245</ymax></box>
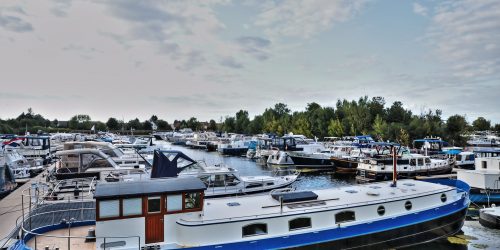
<box><xmin>1</xmin><ymin>1</ymin><xmax>499</xmax><ymax>123</ymax></box>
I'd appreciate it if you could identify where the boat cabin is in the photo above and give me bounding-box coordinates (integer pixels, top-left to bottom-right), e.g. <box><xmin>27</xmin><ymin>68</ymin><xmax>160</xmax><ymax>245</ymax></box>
<box><xmin>94</xmin><ymin>177</ymin><xmax>206</xmax><ymax>248</ymax></box>
<box><xmin>474</xmin><ymin>148</ymin><xmax>500</xmax><ymax>158</ymax></box>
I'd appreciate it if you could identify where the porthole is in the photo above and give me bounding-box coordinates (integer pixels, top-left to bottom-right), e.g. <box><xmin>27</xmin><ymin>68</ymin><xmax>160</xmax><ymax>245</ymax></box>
<box><xmin>377</xmin><ymin>205</ymin><xmax>385</xmax><ymax>216</ymax></box>
<box><xmin>440</xmin><ymin>193</ymin><xmax>447</xmax><ymax>203</ymax></box>
<box><xmin>405</xmin><ymin>201</ymin><xmax>412</xmax><ymax>210</ymax></box>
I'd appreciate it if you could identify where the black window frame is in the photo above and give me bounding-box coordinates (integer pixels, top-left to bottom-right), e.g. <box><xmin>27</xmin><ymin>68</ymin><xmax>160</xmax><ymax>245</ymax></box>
<box><xmin>242</xmin><ymin>223</ymin><xmax>268</xmax><ymax>237</ymax></box>
<box><xmin>288</xmin><ymin>217</ymin><xmax>312</xmax><ymax>231</ymax></box>
<box><xmin>335</xmin><ymin>211</ymin><xmax>356</xmax><ymax>224</ymax></box>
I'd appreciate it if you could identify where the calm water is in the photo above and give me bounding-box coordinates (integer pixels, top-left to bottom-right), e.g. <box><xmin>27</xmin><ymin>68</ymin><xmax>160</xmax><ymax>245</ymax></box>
<box><xmin>163</xmin><ymin>142</ymin><xmax>500</xmax><ymax>249</ymax></box>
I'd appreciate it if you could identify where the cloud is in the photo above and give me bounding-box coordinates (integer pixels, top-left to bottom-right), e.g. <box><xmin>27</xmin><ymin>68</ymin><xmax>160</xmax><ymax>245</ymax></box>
<box><xmin>219</xmin><ymin>56</ymin><xmax>244</xmax><ymax>69</ymax></box>
<box><xmin>0</xmin><ymin>12</ymin><xmax>33</xmax><ymax>32</ymax></box>
<box><xmin>254</xmin><ymin>0</ymin><xmax>367</xmax><ymax>38</ymax></box>
<box><xmin>236</xmin><ymin>36</ymin><xmax>271</xmax><ymax>61</ymax></box>
<box><xmin>50</xmin><ymin>0</ymin><xmax>72</xmax><ymax>17</ymax></box>
<box><xmin>424</xmin><ymin>0</ymin><xmax>500</xmax><ymax>80</ymax></box>
<box><xmin>413</xmin><ymin>2</ymin><xmax>428</xmax><ymax>16</ymax></box>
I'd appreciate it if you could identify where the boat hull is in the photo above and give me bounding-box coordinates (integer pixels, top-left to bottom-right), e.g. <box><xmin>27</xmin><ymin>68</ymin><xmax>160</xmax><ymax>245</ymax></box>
<box><xmin>357</xmin><ymin>166</ymin><xmax>453</xmax><ymax>182</ymax></box>
<box><xmin>219</xmin><ymin>148</ymin><xmax>248</xmax><ymax>156</ymax></box>
<box><xmin>288</xmin><ymin>155</ymin><xmax>334</xmax><ymax>169</ymax></box>
<box><xmin>470</xmin><ymin>188</ymin><xmax>500</xmax><ymax>204</ymax></box>
<box><xmin>479</xmin><ymin>209</ymin><xmax>500</xmax><ymax>229</ymax></box>
<box><xmin>331</xmin><ymin>157</ymin><xmax>358</xmax><ymax>174</ymax></box>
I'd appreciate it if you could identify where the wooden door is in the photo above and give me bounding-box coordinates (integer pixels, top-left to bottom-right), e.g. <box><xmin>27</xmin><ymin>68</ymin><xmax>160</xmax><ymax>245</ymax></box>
<box><xmin>145</xmin><ymin>196</ymin><xmax>164</xmax><ymax>244</ymax></box>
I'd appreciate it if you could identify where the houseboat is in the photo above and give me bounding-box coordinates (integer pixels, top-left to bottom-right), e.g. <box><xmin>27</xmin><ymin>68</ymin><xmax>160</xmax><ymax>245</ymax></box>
<box><xmin>267</xmin><ymin>135</ymin><xmax>324</xmax><ymax>166</ymax></box>
<box><xmin>14</xmin><ymin>175</ymin><xmax>470</xmax><ymax>250</ymax></box>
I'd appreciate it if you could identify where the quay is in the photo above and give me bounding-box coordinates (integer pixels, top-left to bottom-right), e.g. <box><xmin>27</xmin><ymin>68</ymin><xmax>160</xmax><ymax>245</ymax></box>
<box><xmin>0</xmin><ymin>169</ymin><xmax>48</xmax><ymax>249</ymax></box>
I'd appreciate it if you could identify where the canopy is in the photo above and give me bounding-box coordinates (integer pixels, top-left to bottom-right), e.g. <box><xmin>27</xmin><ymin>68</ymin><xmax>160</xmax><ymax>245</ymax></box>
<box><xmin>150</xmin><ymin>150</ymin><xmax>197</xmax><ymax>178</ymax></box>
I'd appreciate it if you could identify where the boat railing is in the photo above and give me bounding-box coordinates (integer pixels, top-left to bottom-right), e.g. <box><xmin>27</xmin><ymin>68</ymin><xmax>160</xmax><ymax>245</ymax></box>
<box><xmin>182</xmin><ymin>185</ymin><xmax>458</xmax><ymax>224</ymax></box>
<box><xmin>15</xmin><ymin>203</ymin><xmax>141</xmax><ymax>250</ymax></box>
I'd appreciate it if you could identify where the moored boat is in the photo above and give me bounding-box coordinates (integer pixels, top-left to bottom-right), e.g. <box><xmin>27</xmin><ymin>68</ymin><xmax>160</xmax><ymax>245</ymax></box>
<box><xmin>13</xmin><ymin>176</ymin><xmax>470</xmax><ymax>250</ymax></box>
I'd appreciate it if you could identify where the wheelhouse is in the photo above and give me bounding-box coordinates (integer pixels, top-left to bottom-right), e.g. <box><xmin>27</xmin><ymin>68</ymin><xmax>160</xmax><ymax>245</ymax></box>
<box><xmin>95</xmin><ymin>177</ymin><xmax>206</xmax><ymax>247</ymax></box>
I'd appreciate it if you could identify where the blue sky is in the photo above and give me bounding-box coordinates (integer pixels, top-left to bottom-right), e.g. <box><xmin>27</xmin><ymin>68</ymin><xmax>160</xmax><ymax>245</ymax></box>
<box><xmin>0</xmin><ymin>0</ymin><xmax>499</xmax><ymax>123</ymax></box>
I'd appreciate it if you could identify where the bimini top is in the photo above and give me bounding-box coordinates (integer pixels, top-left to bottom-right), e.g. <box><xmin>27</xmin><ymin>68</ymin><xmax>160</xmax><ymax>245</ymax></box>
<box><xmin>94</xmin><ymin>177</ymin><xmax>206</xmax><ymax>199</ymax></box>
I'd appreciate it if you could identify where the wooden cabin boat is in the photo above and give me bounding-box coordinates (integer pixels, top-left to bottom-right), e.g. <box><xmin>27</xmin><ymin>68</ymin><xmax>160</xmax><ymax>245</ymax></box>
<box><xmin>14</xmin><ymin>176</ymin><xmax>470</xmax><ymax>250</ymax></box>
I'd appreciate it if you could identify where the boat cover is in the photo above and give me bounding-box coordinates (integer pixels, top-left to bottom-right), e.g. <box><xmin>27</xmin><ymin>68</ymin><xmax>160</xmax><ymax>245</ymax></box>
<box><xmin>271</xmin><ymin>191</ymin><xmax>318</xmax><ymax>203</ymax></box>
<box><xmin>150</xmin><ymin>150</ymin><xmax>197</xmax><ymax>178</ymax></box>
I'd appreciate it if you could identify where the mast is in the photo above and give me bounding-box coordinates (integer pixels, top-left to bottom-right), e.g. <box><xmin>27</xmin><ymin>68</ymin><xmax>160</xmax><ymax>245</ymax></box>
<box><xmin>391</xmin><ymin>145</ymin><xmax>397</xmax><ymax>187</ymax></box>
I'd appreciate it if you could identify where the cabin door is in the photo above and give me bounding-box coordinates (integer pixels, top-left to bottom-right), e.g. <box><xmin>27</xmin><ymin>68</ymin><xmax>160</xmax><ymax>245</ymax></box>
<box><xmin>145</xmin><ymin>196</ymin><xmax>164</xmax><ymax>244</ymax></box>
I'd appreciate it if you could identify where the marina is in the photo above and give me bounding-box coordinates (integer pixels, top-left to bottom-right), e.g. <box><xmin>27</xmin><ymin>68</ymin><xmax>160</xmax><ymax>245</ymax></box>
<box><xmin>1</xmin><ymin>1</ymin><xmax>500</xmax><ymax>249</ymax></box>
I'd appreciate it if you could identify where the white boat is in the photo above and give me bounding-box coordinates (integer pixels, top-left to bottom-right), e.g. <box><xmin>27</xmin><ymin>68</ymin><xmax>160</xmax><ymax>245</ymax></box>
<box><xmin>479</xmin><ymin>205</ymin><xmax>500</xmax><ymax>229</ymax></box>
<box><xmin>457</xmin><ymin>156</ymin><xmax>500</xmax><ymax>204</ymax></box>
<box><xmin>16</xmin><ymin>176</ymin><xmax>470</xmax><ymax>249</ymax></box>
<box><xmin>357</xmin><ymin>145</ymin><xmax>453</xmax><ymax>182</ymax></box>
<box><xmin>267</xmin><ymin>135</ymin><xmax>324</xmax><ymax>166</ymax></box>
<box><xmin>0</xmin><ymin>150</ymin><xmax>42</xmax><ymax>179</ymax></box>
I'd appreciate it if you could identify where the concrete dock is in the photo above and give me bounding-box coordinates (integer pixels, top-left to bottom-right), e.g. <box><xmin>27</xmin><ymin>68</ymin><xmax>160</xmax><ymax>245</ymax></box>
<box><xmin>0</xmin><ymin>170</ymin><xmax>47</xmax><ymax>248</ymax></box>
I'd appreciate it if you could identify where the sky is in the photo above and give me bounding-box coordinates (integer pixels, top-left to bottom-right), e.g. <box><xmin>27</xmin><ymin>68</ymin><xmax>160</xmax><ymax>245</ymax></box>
<box><xmin>0</xmin><ymin>0</ymin><xmax>499</xmax><ymax>123</ymax></box>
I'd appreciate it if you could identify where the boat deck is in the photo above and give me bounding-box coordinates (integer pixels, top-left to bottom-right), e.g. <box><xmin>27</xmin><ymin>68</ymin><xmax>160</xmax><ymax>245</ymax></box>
<box><xmin>181</xmin><ymin>179</ymin><xmax>453</xmax><ymax>224</ymax></box>
<box><xmin>26</xmin><ymin>226</ymin><xmax>95</xmax><ymax>250</ymax></box>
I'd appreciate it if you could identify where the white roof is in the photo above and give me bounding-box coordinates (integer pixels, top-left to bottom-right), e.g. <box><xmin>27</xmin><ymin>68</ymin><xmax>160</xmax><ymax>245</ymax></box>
<box><xmin>180</xmin><ymin>179</ymin><xmax>452</xmax><ymax>224</ymax></box>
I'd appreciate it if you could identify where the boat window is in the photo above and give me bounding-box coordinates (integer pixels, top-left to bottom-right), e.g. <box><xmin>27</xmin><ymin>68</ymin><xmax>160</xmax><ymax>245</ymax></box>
<box><xmin>184</xmin><ymin>192</ymin><xmax>202</xmax><ymax>210</ymax></box>
<box><xmin>147</xmin><ymin>196</ymin><xmax>161</xmax><ymax>213</ymax></box>
<box><xmin>410</xmin><ymin>159</ymin><xmax>416</xmax><ymax>166</ymax></box>
<box><xmin>417</xmin><ymin>158</ymin><xmax>424</xmax><ymax>166</ymax></box>
<box><xmin>246</xmin><ymin>183</ymin><xmax>263</xmax><ymax>188</ymax></box>
<box><xmin>482</xmin><ymin>161</ymin><xmax>487</xmax><ymax>169</ymax></box>
<box><xmin>335</xmin><ymin>211</ymin><xmax>355</xmax><ymax>223</ymax></box>
<box><xmin>289</xmin><ymin>217</ymin><xmax>312</xmax><ymax>231</ymax></box>
<box><xmin>99</xmin><ymin>200</ymin><xmax>119</xmax><ymax>219</ymax></box>
<box><xmin>166</xmin><ymin>194</ymin><xmax>183</xmax><ymax>212</ymax></box>
<box><xmin>225</xmin><ymin>174</ymin><xmax>239</xmax><ymax>186</ymax></box>
<box><xmin>425</xmin><ymin>158</ymin><xmax>431</xmax><ymax>164</ymax></box>
<box><xmin>123</xmin><ymin>198</ymin><xmax>142</xmax><ymax>216</ymax></box>
<box><xmin>405</xmin><ymin>201</ymin><xmax>412</xmax><ymax>210</ymax></box>
<box><xmin>441</xmin><ymin>193</ymin><xmax>447</xmax><ymax>203</ymax></box>
<box><xmin>242</xmin><ymin>223</ymin><xmax>268</xmax><ymax>237</ymax></box>
<box><xmin>377</xmin><ymin>206</ymin><xmax>385</xmax><ymax>216</ymax></box>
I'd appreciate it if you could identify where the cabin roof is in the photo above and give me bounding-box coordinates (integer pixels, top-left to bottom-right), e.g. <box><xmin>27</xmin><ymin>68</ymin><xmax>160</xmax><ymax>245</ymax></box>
<box><xmin>94</xmin><ymin>177</ymin><xmax>206</xmax><ymax>199</ymax></box>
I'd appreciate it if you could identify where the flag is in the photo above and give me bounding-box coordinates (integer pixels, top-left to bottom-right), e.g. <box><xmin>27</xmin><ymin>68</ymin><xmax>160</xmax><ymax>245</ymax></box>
<box><xmin>2</xmin><ymin>138</ymin><xmax>22</xmax><ymax>148</ymax></box>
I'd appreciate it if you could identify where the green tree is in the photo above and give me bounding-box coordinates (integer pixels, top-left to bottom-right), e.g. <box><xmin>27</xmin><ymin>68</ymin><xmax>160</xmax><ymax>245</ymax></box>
<box><xmin>208</xmin><ymin>119</ymin><xmax>217</xmax><ymax>131</ymax></box>
<box><xmin>187</xmin><ymin>117</ymin><xmax>200</xmax><ymax>131</ymax></box>
<box><xmin>150</xmin><ymin>115</ymin><xmax>158</xmax><ymax>122</ymax></box>
<box><xmin>127</xmin><ymin>118</ymin><xmax>142</xmax><ymax>130</ymax></box>
<box><xmin>235</xmin><ymin>110</ymin><xmax>250</xmax><ymax>134</ymax></box>
<box><xmin>222</xmin><ymin>116</ymin><xmax>236</xmax><ymax>132</ymax></box>
<box><xmin>69</xmin><ymin>114</ymin><xmax>92</xmax><ymax>130</ymax></box>
<box><xmin>398</xmin><ymin>128</ymin><xmax>410</xmax><ymax>146</ymax></box>
<box><xmin>143</xmin><ymin>120</ymin><xmax>153</xmax><ymax>130</ymax></box>
<box><xmin>445</xmin><ymin>115</ymin><xmax>468</xmax><ymax>146</ymax></box>
<box><xmin>328</xmin><ymin>119</ymin><xmax>344</xmax><ymax>137</ymax></box>
<box><xmin>472</xmin><ymin>117</ymin><xmax>491</xmax><ymax>131</ymax></box>
<box><xmin>372</xmin><ymin>114</ymin><xmax>387</xmax><ymax>141</ymax></box>
<box><xmin>291</xmin><ymin>115</ymin><xmax>312</xmax><ymax>137</ymax></box>
<box><xmin>248</xmin><ymin>115</ymin><xmax>264</xmax><ymax>134</ymax></box>
<box><xmin>106</xmin><ymin>117</ymin><xmax>120</xmax><ymax>130</ymax></box>
<box><xmin>156</xmin><ymin>120</ymin><xmax>171</xmax><ymax>130</ymax></box>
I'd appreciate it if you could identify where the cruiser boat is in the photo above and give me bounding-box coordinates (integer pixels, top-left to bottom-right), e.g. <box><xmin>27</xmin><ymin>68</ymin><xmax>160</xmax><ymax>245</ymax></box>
<box><xmin>267</xmin><ymin>135</ymin><xmax>324</xmax><ymax>166</ymax></box>
<box><xmin>13</xmin><ymin>177</ymin><xmax>470</xmax><ymax>249</ymax></box>
<box><xmin>217</xmin><ymin>134</ymin><xmax>255</xmax><ymax>156</ymax></box>
<box><xmin>147</xmin><ymin>150</ymin><xmax>299</xmax><ymax>198</ymax></box>
<box><xmin>357</xmin><ymin>144</ymin><xmax>453</xmax><ymax>182</ymax></box>
<box><xmin>467</xmin><ymin>132</ymin><xmax>500</xmax><ymax>147</ymax></box>
<box><xmin>457</xmin><ymin>156</ymin><xmax>500</xmax><ymax>204</ymax></box>
<box><xmin>0</xmin><ymin>150</ymin><xmax>42</xmax><ymax>179</ymax></box>
<box><xmin>412</xmin><ymin>137</ymin><xmax>449</xmax><ymax>156</ymax></box>
<box><xmin>2</xmin><ymin>135</ymin><xmax>53</xmax><ymax>165</ymax></box>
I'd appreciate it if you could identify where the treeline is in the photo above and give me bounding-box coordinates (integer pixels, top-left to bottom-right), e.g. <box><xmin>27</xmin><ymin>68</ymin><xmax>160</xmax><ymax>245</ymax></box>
<box><xmin>1</xmin><ymin>96</ymin><xmax>499</xmax><ymax>146</ymax></box>
<box><xmin>220</xmin><ymin>97</ymin><xmax>499</xmax><ymax>146</ymax></box>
